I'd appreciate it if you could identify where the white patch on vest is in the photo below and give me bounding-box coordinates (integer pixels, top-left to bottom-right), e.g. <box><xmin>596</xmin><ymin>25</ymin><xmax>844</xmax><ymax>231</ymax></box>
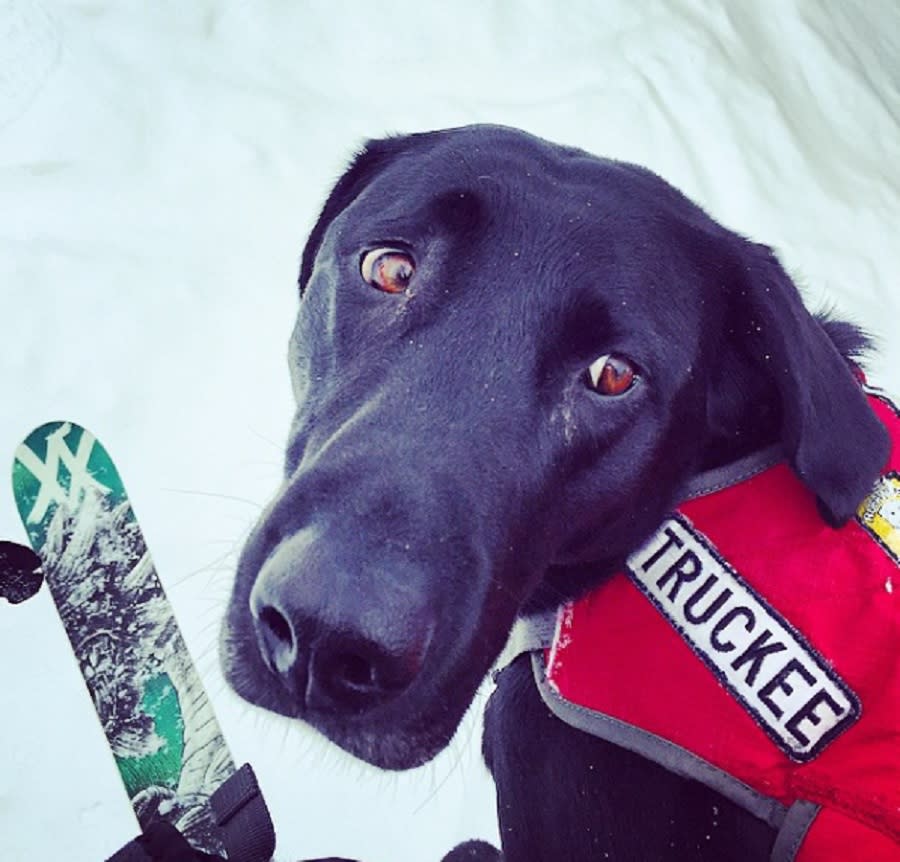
<box><xmin>625</xmin><ymin>514</ymin><xmax>860</xmax><ymax>762</ymax></box>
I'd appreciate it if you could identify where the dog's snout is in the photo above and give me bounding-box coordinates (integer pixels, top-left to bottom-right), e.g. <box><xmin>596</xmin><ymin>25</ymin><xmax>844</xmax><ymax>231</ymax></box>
<box><xmin>249</xmin><ymin>531</ymin><xmax>433</xmax><ymax>716</ymax></box>
<box><xmin>253</xmin><ymin>599</ymin><xmax>426</xmax><ymax>713</ymax></box>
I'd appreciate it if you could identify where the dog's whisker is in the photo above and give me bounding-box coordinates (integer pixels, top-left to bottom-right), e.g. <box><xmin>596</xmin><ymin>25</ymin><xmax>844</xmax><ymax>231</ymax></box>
<box><xmin>411</xmin><ymin>697</ymin><xmax>484</xmax><ymax>815</ymax></box>
<box><xmin>246</xmin><ymin>426</ymin><xmax>285</xmax><ymax>453</ymax></box>
<box><xmin>171</xmin><ymin>552</ymin><xmax>240</xmax><ymax>588</ymax></box>
<box><xmin>162</xmin><ymin>486</ymin><xmax>264</xmax><ymax>510</ymax></box>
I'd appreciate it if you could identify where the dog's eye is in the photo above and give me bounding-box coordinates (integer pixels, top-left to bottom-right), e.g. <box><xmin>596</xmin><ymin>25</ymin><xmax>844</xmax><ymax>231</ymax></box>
<box><xmin>586</xmin><ymin>354</ymin><xmax>638</xmax><ymax>396</ymax></box>
<box><xmin>360</xmin><ymin>248</ymin><xmax>415</xmax><ymax>293</ymax></box>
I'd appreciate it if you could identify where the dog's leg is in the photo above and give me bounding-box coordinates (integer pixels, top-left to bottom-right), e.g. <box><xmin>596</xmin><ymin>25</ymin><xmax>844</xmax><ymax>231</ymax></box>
<box><xmin>483</xmin><ymin>655</ymin><xmax>777</xmax><ymax>861</ymax></box>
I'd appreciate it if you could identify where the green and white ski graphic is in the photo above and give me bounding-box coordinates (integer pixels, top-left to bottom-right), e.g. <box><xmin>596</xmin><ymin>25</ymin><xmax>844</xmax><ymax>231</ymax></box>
<box><xmin>12</xmin><ymin>421</ymin><xmax>234</xmax><ymax>855</ymax></box>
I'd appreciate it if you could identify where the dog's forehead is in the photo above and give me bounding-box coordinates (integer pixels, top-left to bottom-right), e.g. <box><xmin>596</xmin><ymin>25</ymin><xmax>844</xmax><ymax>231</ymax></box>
<box><xmin>418</xmin><ymin>124</ymin><xmax>600</xmax><ymax>177</ymax></box>
<box><xmin>311</xmin><ymin>125</ymin><xmax>719</xmax><ymax>364</ymax></box>
<box><xmin>356</xmin><ymin>125</ymin><xmax>654</xmax><ymax>218</ymax></box>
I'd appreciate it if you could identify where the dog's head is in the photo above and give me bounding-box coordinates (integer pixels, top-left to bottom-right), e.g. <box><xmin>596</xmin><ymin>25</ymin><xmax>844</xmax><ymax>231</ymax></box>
<box><xmin>222</xmin><ymin>125</ymin><xmax>887</xmax><ymax>769</ymax></box>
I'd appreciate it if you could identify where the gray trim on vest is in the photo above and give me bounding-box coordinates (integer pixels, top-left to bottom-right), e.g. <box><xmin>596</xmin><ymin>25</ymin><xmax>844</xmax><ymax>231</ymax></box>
<box><xmin>770</xmin><ymin>801</ymin><xmax>820</xmax><ymax>862</ymax></box>
<box><xmin>497</xmin><ymin>609</ymin><xmax>557</xmax><ymax>670</ymax></box>
<box><xmin>678</xmin><ymin>445</ymin><xmax>784</xmax><ymax>502</ymax></box>
<box><xmin>530</xmin><ymin>652</ymin><xmax>788</xmax><ymax>830</ymax></box>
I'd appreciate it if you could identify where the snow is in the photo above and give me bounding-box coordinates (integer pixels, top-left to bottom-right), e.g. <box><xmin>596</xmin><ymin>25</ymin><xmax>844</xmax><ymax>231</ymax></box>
<box><xmin>1</xmin><ymin>2</ymin><xmax>898</xmax><ymax>860</ymax></box>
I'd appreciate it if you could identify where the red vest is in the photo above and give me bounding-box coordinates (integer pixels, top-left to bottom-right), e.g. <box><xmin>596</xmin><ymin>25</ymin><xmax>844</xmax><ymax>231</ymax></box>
<box><xmin>540</xmin><ymin>392</ymin><xmax>900</xmax><ymax>860</ymax></box>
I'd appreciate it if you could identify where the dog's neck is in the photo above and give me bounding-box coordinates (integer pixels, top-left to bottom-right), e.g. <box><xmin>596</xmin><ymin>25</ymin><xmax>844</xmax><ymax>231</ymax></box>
<box><xmin>700</xmin><ymin>403</ymin><xmax>781</xmax><ymax>471</ymax></box>
<box><xmin>700</xmin><ymin>353</ymin><xmax>784</xmax><ymax>471</ymax></box>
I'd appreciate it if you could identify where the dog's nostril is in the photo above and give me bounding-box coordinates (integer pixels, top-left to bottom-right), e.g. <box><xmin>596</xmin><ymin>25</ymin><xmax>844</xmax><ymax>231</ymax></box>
<box><xmin>255</xmin><ymin>605</ymin><xmax>297</xmax><ymax>676</ymax></box>
<box><xmin>309</xmin><ymin>638</ymin><xmax>421</xmax><ymax>713</ymax></box>
<box><xmin>331</xmin><ymin>652</ymin><xmax>378</xmax><ymax>692</ymax></box>
<box><xmin>259</xmin><ymin>605</ymin><xmax>293</xmax><ymax>647</ymax></box>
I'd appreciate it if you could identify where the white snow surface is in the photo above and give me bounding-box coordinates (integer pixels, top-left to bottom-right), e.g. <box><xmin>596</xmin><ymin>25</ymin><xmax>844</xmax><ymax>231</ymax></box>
<box><xmin>1</xmin><ymin>2</ymin><xmax>898</xmax><ymax>860</ymax></box>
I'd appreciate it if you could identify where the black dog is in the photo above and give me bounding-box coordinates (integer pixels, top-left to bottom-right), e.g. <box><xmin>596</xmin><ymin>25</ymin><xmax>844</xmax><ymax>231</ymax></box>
<box><xmin>221</xmin><ymin>125</ymin><xmax>889</xmax><ymax>861</ymax></box>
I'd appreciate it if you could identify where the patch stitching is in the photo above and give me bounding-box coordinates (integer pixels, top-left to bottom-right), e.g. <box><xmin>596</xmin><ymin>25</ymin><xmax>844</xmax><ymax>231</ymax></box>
<box><xmin>625</xmin><ymin>513</ymin><xmax>861</xmax><ymax>762</ymax></box>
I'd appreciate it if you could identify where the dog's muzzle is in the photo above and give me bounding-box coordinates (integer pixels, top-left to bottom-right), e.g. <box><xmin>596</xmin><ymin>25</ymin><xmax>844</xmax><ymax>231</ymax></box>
<box><xmin>248</xmin><ymin>525</ymin><xmax>436</xmax><ymax>716</ymax></box>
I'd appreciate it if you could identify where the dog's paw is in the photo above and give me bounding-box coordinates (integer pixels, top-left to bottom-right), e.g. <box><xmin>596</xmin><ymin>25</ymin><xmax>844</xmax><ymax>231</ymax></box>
<box><xmin>441</xmin><ymin>840</ymin><xmax>502</xmax><ymax>862</ymax></box>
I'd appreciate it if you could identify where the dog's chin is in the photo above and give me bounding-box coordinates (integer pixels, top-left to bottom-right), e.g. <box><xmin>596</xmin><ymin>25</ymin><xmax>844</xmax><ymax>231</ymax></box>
<box><xmin>307</xmin><ymin>715</ymin><xmax>456</xmax><ymax>771</ymax></box>
<box><xmin>220</xmin><ymin>621</ymin><xmax>470</xmax><ymax>771</ymax></box>
<box><xmin>230</xmin><ymin>683</ymin><xmax>461</xmax><ymax>770</ymax></box>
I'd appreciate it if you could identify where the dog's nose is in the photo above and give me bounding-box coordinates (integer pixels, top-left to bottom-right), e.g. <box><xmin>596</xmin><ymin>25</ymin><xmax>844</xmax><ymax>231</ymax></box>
<box><xmin>249</xmin><ymin>531</ymin><xmax>433</xmax><ymax>715</ymax></box>
<box><xmin>253</xmin><ymin>600</ymin><xmax>427</xmax><ymax>713</ymax></box>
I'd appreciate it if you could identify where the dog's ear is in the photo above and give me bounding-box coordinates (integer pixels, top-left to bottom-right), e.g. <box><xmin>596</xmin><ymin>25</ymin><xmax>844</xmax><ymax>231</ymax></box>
<box><xmin>717</xmin><ymin>242</ymin><xmax>889</xmax><ymax>525</ymax></box>
<box><xmin>298</xmin><ymin>135</ymin><xmax>415</xmax><ymax>295</ymax></box>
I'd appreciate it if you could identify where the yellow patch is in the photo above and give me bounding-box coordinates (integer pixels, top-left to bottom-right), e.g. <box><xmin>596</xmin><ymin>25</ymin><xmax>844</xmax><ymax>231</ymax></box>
<box><xmin>857</xmin><ymin>472</ymin><xmax>900</xmax><ymax>565</ymax></box>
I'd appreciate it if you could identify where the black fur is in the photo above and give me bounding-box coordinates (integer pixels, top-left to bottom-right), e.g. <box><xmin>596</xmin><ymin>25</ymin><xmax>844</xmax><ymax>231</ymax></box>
<box><xmin>220</xmin><ymin>125</ymin><xmax>888</xmax><ymax>861</ymax></box>
<box><xmin>483</xmin><ymin>656</ymin><xmax>777</xmax><ymax>860</ymax></box>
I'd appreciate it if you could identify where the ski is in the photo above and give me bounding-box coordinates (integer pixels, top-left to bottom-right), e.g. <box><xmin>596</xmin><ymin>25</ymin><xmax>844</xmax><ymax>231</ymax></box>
<box><xmin>11</xmin><ymin>421</ymin><xmax>236</xmax><ymax>855</ymax></box>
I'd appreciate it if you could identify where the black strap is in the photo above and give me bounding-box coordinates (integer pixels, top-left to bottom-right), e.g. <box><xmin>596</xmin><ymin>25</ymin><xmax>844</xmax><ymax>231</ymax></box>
<box><xmin>106</xmin><ymin>839</ymin><xmax>152</xmax><ymax>862</ymax></box>
<box><xmin>107</xmin><ymin>763</ymin><xmax>275</xmax><ymax>862</ymax></box>
<box><xmin>106</xmin><ymin>820</ymin><xmax>224</xmax><ymax>861</ymax></box>
<box><xmin>210</xmin><ymin>763</ymin><xmax>276</xmax><ymax>862</ymax></box>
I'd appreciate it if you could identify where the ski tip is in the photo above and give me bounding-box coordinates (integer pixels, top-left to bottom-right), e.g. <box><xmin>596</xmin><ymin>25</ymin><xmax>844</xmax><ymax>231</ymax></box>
<box><xmin>0</xmin><ymin>540</ymin><xmax>43</xmax><ymax>604</ymax></box>
<box><xmin>11</xmin><ymin>420</ymin><xmax>124</xmax><ymax>543</ymax></box>
<box><xmin>11</xmin><ymin>421</ymin><xmax>85</xmax><ymax>494</ymax></box>
<box><xmin>11</xmin><ymin>421</ymin><xmax>85</xmax><ymax>539</ymax></box>
<box><xmin>13</xmin><ymin>421</ymin><xmax>84</xmax><ymax>467</ymax></box>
